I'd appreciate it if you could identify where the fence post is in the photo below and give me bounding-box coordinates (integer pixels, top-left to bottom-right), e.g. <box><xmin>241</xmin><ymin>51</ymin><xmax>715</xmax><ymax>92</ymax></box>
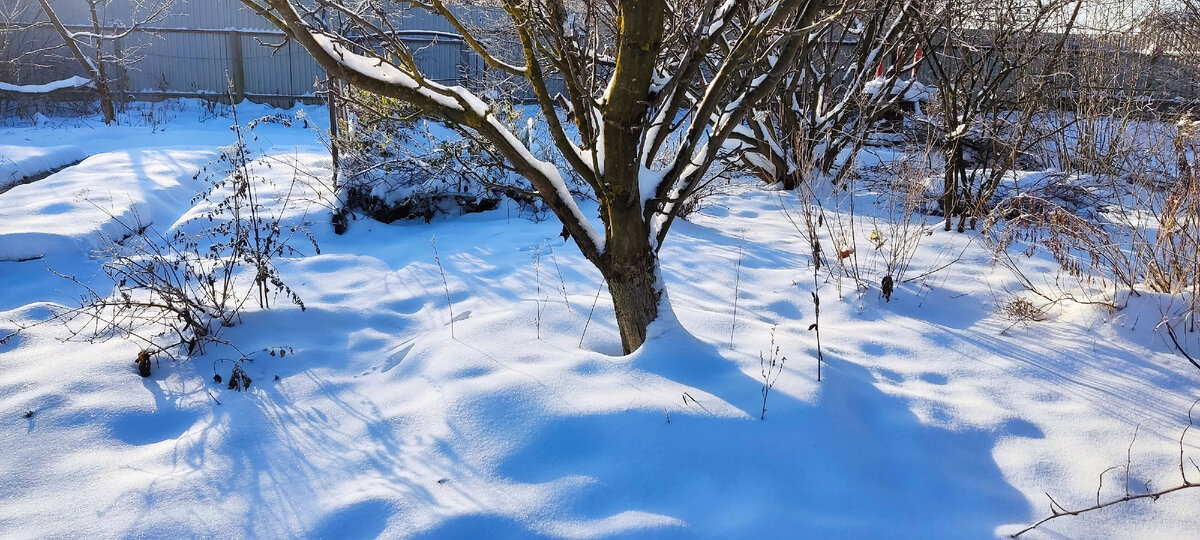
<box><xmin>228</xmin><ymin>30</ymin><xmax>245</xmax><ymax>102</ymax></box>
<box><xmin>113</xmin><ymin>27</ymin><xmax>127</xmax><ymax>108</ymax></box>
<box><xmin>327</xmin><ymin>76</ymin><xmax>340</xmax><ymax>192</ymax></box>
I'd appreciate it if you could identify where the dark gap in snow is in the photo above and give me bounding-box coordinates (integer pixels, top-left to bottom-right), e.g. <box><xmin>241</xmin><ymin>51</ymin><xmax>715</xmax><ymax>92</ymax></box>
<box><xmin>0</xmin><ymin>157</ymin><xmax>88</xmax><ymax>196</ymax></box>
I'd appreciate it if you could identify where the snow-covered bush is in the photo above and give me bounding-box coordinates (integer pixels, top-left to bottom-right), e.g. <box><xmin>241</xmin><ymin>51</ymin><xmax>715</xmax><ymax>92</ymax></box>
<box><xmin>331</xmin><ymin>88</ymin><xmax>556</xmax><ymax>227</ymax></box>
<box><xmin>983</xmin><ymin>115</ymin><xmax>1200</xmax><ymax>332</ymax></box>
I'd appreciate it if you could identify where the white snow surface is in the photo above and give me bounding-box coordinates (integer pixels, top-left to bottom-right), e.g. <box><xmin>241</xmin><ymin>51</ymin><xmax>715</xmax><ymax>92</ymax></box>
<box><xmin>0</xmin><ymin>101</ymin><xmax>322</xmax><ymax>261</ymax></box>
<box><xmin>1</xmin><ymin>102</ymin><xmax>1199</xmax><ymax>539</ymax></box>
<box><xmin>863</xmin><ymin>76</ymin><xmax>936</xmax><ymax>102</ymax></box>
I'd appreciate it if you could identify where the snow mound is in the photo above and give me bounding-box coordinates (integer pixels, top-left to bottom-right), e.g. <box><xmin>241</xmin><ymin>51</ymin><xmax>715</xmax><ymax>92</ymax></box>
<box><xmin>0</xmin><ymin>145</ymin><xmax>87</xmax><ymax>191</ymax></box>
<box><xmin>0</xmin><ymin>148</ymin><xmax>214</xmax><ymax>261</ymax></box>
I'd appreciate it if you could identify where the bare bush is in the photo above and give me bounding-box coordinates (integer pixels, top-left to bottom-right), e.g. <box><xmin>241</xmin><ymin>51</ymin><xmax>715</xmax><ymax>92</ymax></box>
<box><xmin>984</xmin><ymin>113</ymin><xmax>1199</xmax><ymax>369</ymax></box>
<box><xmin>987</xmin><ymin>194</ymin><xmax>1129</xmax><ymax>286</ymax></box>
<box><xmin>1144</xmin><ymin>118</ymin><xmax>1200</xmax><ymax>300</ymax></box>
<box><xmin>55</xmin><ymin>109</ymin><xmax>316</xmax><ymax>368</ymax></box>
<box><xmin>914</xmin><ymin>0</ymin><xmax>1084</xmax><ymax>231</ymax></box>
<box><xmin>759</xmin><ymin>325</ymin><xmax>788</xmax><ymax>420</ymax></box>
<box><xmin>1000</xmin><ymin>296</ymin><xmax>1049</xmax><ymax>330</ymax></box>
<box><xmin>865</xmin><ymin>147</ymin><xmax>938</xmax><ymax>294</ymax></box>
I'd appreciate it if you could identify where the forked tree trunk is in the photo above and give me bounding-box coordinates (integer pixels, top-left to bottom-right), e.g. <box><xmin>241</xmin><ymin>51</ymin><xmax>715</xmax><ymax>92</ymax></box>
<box><xmin>244</xmin><ymin>0</ymin><xmax>817</xmax><ymax>356</ymax></box>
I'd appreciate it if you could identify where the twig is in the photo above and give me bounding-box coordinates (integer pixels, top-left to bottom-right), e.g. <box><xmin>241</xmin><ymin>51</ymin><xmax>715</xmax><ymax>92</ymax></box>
<box><xmin>1126</xmin><ymin>425</ymin><xmax>1140</xmax><ymax>497</ymax></box>
<box><xmin>682</xmin><ymin>392</ymin><xmax>713</xmax><ymax>416</ymax></box>
<box><xmin>810</xmin><ymin>291</ymin><xmax>824</xmax><ymax>382</ymax></box>
<box><xmin>534</xmin><ymin>240</ymin><xmax>544</xmax><ymax>340</ymax></box>
<box><xmin>430</xmin><ymin>235</ymin><xmax>455</xmax><ymax>339</ymax></box>
<box><xmin>1165</xmin><ymin>323</ymin><xmax>1200</xmax><ymax>372</ymax></box>
<box><xmin>549</xmin><ymin>248</ymin><xmax>572</xmax><ymax>312</ymax></box>
<box><xmin>1012</xmin><ymin>482</ymin><xmax>1199</xmax><ymax>538</ymax></box>
<box><xmin>578</xmin><ymin>280</ymin><xmax>605</xmax><ymax>348</ymax></box>
<box><xmin>730</xmin><ymin>231</ymin><xmax>745</xmax><ymax>350</ymax></box>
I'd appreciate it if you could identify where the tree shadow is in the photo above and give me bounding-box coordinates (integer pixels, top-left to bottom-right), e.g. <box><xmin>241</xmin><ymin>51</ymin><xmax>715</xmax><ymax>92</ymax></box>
<box><xmin>416</xmin><ymin>326</ymin><xmax>1031</xmax><ymax>538</ymax></box>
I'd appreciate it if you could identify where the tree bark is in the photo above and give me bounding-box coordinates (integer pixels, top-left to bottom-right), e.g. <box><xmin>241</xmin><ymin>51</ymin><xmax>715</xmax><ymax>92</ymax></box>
<box><xmin>603</xmin><ymin>250</ymin><xmax>662</xmax><ymax>354</ymax></box>
<box><xmin>601</xmin><ymin>195</ymin><xmax>661</xmax><ymax>354</ymax></box>
<box><xmin>942</xmin><ymin>139</ymin><xmax>963</xmax><ymax>230</ymax></box>
<box><xmin>594</xmin><ymin>0</ymin><xmax>666</xmax><ymax>353</ymax></box>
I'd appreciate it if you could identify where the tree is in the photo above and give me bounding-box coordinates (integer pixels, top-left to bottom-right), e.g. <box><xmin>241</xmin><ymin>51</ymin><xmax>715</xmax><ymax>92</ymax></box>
<box><xmin>730</xmin><ymin>0</ymin><xmax>924</xmax><ymax>190</ymax></box>
<box><xmin>0</xmin><ymin>2</ymin><xmax>63</xmax><ymax>85</ymax></box>
<box><xmin>242</xmin><ymin>0</ymin><xmax>859</xmax><ymax>353</ymax></box>
<box><xmin>33</xmin><ymin>0</ymin><xmax>173</xmax><ymax>124</ymax></box>
<box><xmin>1153</xmin><ymin>0</ymin><xmax>1200</xmax><ymax>76</ymax></box>
<box><xmin>912</xmin><ymin>0</ymin><xmax>1083</xmax><ymax>231</ymax></box>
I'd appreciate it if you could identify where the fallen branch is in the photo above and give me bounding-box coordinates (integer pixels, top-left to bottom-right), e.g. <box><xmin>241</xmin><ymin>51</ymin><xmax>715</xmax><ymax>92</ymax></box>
<box><xmin>1012</xmin><ymin>401</ymin><xmax>1200</xmax><ymax>537</ymax></box>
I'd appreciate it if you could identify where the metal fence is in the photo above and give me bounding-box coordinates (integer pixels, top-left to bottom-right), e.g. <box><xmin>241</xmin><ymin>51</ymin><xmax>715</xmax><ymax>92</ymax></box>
<box><xmin>0</xmin><ymin>0</ymin><xmax>551</xmax><ymax>107</ymax></box>
<box><xmin>1</xmin><ymin>1</ymin><xmax>1194</xmax><ymax>109</ymax></box>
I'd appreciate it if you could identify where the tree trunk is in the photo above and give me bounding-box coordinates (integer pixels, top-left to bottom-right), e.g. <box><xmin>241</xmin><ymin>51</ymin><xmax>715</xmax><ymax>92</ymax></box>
<box><xmin>942</xmin><ymin>140</ymin><xmax>963</xmax><ymax>231</ymax></box>
<box><xmin>595</xmin><ymin>0</ymin><xmax>665</xmax><ymax>354</ymax></box>
<box><xmin>604</xmin><ymin>250</ymin><xmax>662</xmax><ymax>355</ymax></box>
<box><xmin>601</xmin><ymin>195</ymin><xmax>661</xmax><ymax>355</ymax></box>
<box><xmin>37</xmin><ymin>0</ymin><xmax>115</xmax><ymax>124</ymax></box>
<box><xmin>94</xmin><ymin>69</ymin><xmax>116</xmax><ymax>125</ymax></box>
<box><xmin>87</xmin><ymin>0</ymin><xmax>116</xmax><ymax>124</ymax></box>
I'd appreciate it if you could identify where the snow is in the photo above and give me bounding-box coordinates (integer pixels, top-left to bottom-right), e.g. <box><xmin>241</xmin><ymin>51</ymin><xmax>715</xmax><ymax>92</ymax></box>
<box><xmin>0</xmin><ymin>100</ymin><xmax>324</xmax><ymax>261</ymax></box>
<box><xmin>0</xmin><ymin>145</ymin><xmax>87</xmax><ymax>192</ymax></box>
<box><xmin>0</xmin><ymin>148</ymin><xmax>215</xmax><ymax>261</ymax></box>
<box><xmin>863</xmin><ymin>77</ymin><xmax>936</xmax><ymax>102</ymax></box>
<box><xmin>1</xmin><ymin>101</ymin><xmax>1199</xmax><ymax>538</ymax></box>
<box><xmin>0</xmin><ymin>76</ymin><xmax>92</xmax><ymax>94</ymax></box>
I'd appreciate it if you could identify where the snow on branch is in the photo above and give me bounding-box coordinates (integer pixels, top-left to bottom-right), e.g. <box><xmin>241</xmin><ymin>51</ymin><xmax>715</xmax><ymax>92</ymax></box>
<box><xmin>253</xmin><ymin>0</ymin><xmax>607</xmax><ymax>257</ymax></box>
<box><xmin>0</xmin><ymin>76</ymin><xmax>92</xmax><ymax>94</ymax></box>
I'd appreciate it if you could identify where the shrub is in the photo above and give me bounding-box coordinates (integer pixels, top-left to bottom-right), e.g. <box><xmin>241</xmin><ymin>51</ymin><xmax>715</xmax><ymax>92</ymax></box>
<box><xmin>330</xmin><ymin>88</ymin><xmax>565</xmax><ymax>226</ymax></box>
<box><xmin>56</xmin><ymin>107</ymin><xmax>315</xmax><ymax>366</ymax></box>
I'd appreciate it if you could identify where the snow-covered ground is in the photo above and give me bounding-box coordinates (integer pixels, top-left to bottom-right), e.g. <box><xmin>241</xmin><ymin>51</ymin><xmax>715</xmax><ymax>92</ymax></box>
<box><xmin>0</xmin><ymin>101</ymin><xmax>1198</xmax><ymax>538</ymax></box>
<box><xmin>0</xmin><ymin>145</ymin><xmax>87</xmax><ymax>193</ymax></box>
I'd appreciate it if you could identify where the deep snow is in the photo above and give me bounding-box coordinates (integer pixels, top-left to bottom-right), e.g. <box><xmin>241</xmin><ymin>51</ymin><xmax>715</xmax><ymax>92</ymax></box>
<box><xmin>0</xmin><ymin>101</ymin><xmax>1198</xmax><ymax>539</ymax></box>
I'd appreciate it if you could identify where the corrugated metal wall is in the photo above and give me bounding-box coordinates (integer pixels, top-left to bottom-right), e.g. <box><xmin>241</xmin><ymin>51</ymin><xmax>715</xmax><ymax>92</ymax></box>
<box><xmin>0</xmin><ymin>1</ymin><xmax>558</xmax><ymax>105</ymax></box>
<box><xmin>22</xmin><ymin>0</ymin><xmax>285</xmax><ymax>32</ymax></box>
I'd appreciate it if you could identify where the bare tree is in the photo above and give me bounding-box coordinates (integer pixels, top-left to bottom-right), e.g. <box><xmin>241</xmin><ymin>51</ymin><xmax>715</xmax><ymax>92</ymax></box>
<box><xmin>241</xmin><ymin>0</ymin><xmax>867</xmax><ymax>353</ymax></box>
<box><xmin>33</xmin><ymin>0</ymin><xmax>173</xmax><ymax>124</ymax></box>
<box><xmin>913</xmin><ymin>0</ymin><xmax>1083</xmax><ymax>231</ymax></box>
<box><xmin>0</xmin><ymin>3</ymin><xmax>26</xmax><ymax>81</ymax></box>
<box><xmin>730</xmin><ymin>0</ymin><xmax>924</xmax><ymax>190</ymax></box>
<box><xmin>0</xmin><ymin>2</ymin><xmax>60</xmax><ymax>83</ymax></box>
